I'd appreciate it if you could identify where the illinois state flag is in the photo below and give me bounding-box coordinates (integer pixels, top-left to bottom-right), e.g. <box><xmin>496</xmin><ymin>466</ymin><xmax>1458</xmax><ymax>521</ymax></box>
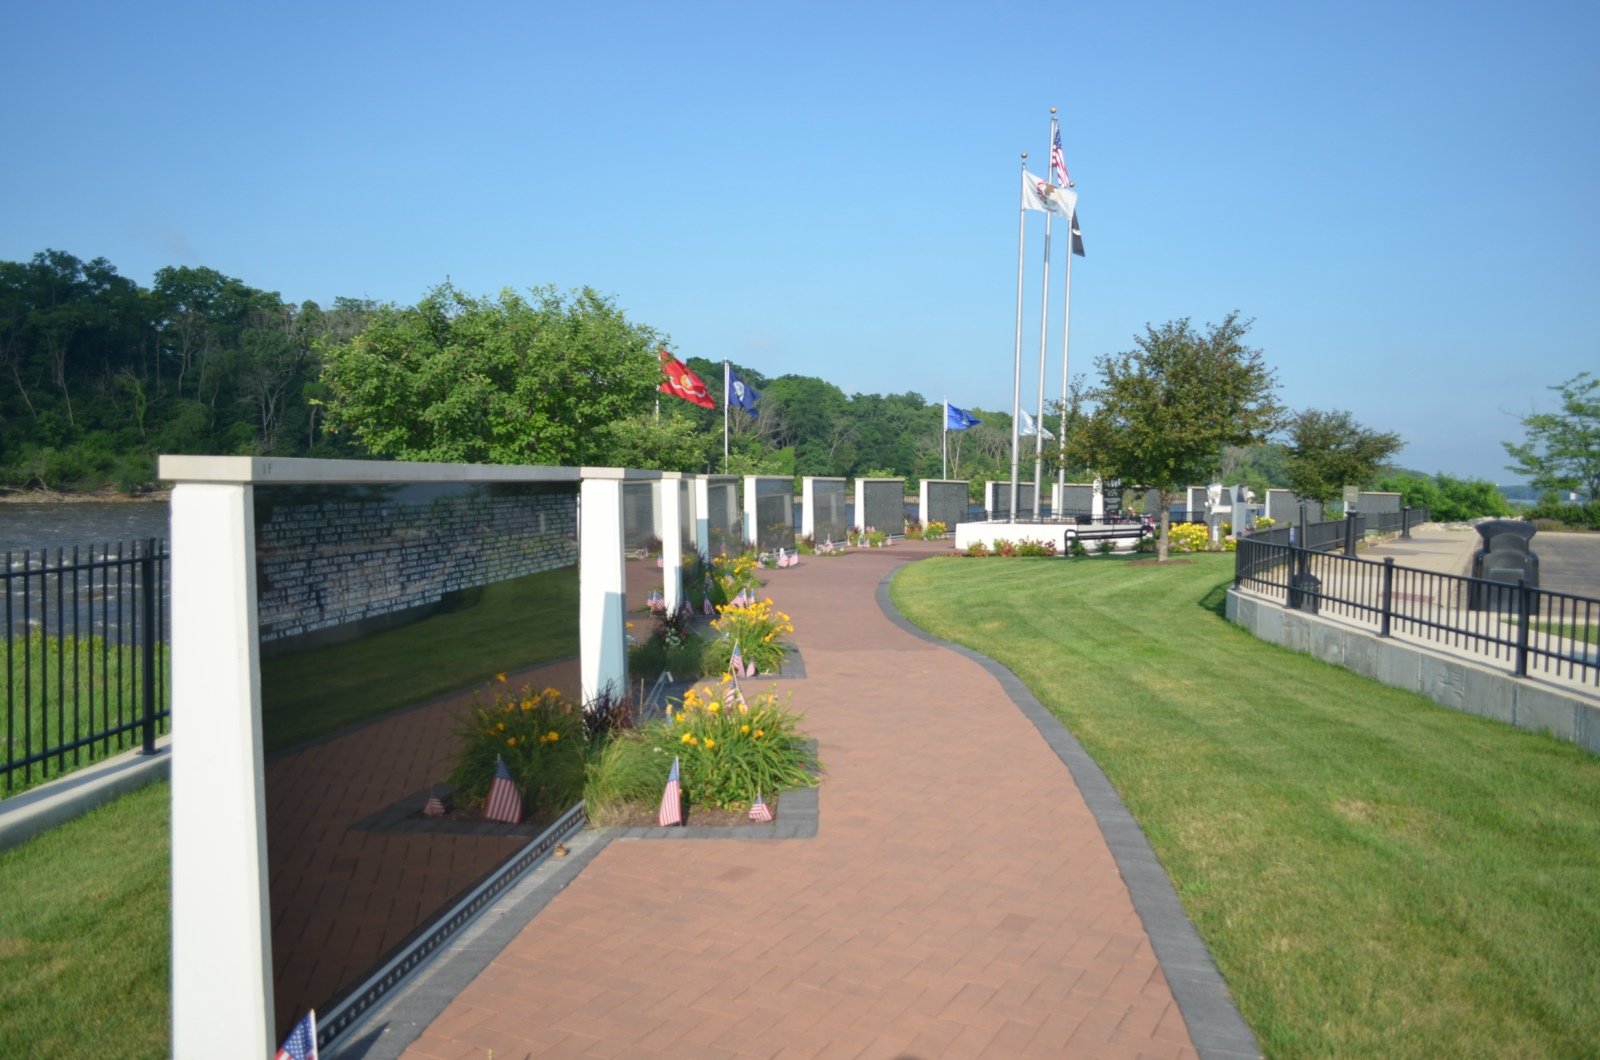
<box><xmin>659</xmin><ymin>350</ymin><xmax>715</xmax><ymax>409</ymax></box>
<box><xmin>1022</xmin><ymin>171</ymin><xmax>1077</xmax><ymax>219</ymax></box>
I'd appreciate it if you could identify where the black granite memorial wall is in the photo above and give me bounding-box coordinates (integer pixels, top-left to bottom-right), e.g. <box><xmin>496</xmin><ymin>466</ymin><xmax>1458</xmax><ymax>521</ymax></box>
<box><xmin>810</xmin><ymin>479</ymin><xmax>849</xmax><ymax>543</ymax></box>
<box><xmin>860</xmin><ymin>480</ymin><xmax>904</xmax><ymax>534</ymax></box>
<box><xmin>253</xmin><ymin>480</ymin><xmax>582</xmax><ymax>1041</ymax></box>
<box><xmin>752</xmin><ymin>477</ymin><xmax>796</xmax><ymax>551</ymax></box>
<box><xmin>922</xmin><ymin>481</ymin><xmax>968</xmax><ymax>530</ymax></box>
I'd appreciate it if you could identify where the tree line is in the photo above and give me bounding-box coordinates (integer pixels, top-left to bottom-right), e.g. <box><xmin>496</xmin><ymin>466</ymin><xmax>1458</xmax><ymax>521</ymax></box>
<box><xmin>7</xmin><ymin>249</ymin><xmax>1552</xmax><ymax>537</ymax></box>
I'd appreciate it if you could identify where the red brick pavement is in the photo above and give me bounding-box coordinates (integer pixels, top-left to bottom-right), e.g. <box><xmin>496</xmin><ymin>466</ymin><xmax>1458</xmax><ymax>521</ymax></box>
<box><xmin>402</xmin><ymin>542</ymin><xmax>1200</xmax><ymax>1059</ymax></box>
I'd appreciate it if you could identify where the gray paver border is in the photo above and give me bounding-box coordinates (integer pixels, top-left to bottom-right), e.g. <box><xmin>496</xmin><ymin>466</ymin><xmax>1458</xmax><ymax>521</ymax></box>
<box><xmin>875</xmin><ymin>569</ymin><xmax>1262</xmax><ymax>1060</ymax></box>
<box><xmin>329</xmin><ymin>767</ymin><xmax>818</xmax><ymax>1057</ymax></box>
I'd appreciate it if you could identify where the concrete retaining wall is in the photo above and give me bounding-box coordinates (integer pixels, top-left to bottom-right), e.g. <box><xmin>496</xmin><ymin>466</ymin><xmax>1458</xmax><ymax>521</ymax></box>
<box><xmin>1227</xmin><ymin>590</ymin><xmax>1600</xmax><ymax>755</ymax></box>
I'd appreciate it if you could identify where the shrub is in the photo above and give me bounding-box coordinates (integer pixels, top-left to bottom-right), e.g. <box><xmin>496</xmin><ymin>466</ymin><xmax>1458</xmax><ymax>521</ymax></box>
<box><xmin>585</xmin><ymin>679</ymin><xmax>820</xmax><ymax>818</ymax></box>
<box><xmin>1168</xmin><ymin>522</ymin><xmax>1211</xmax><ymax>553</ymax></box>
<box><xmin>965</xmin><ymin>540</ymin><xmax>991</xmax><ymax>557</ymax></box>
<box><xmin>1255</xmin><ymin>516</ymin><xmax>1277</xmax><ymax>530</ymax></box>
<box><xmin>448</xmin><ymin>680</ymin><xmax>587</xmax><ymax>815</ymax></box>
<box><xmin>1524</xmin><ymin>500</ymin><xmax>1600</xmax><ymax>530</ymax></box>
<box><xmin>924</xmin><ymin>520</ymin><xmax>947</xmax><ymax>540</ymax></box>
<box><xmin>1016</xmin><ymin>539</ymin><xmax>1058</xmax><ymax>557</ymax></box>
<box><xmin>996</xmin><ymin>539</ymin><xmax>1018</xmax><ymax>557</ymax></box>
<box><xmin>703</xmin><ymin>596</ymin><xmax>794</xmax><ymax>675</ymax></box>
<box><xmin>710</xmin><ymin>550</ymin><xmax>762</xmax><ymax>603</ymax></box>
<box><xmin>904</xmin><ymin>517</ymin><xmax>925</xmax><ymax>540</ymax></box>
<box><xmin>1096</xmin><ymin>539</ymin><xmax>1116</xmax><ymax>555</ymax></box>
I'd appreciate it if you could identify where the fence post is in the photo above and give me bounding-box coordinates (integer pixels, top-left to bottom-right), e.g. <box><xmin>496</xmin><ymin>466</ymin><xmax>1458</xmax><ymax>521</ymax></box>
<box><xmin>140</xmin><ymin>538</ymin><xmax>158</xmax><ymax>755</ymax></box>
<box><xmin>1379</xmin><ymin>557</ymin><xmax>1394</xmax><ymax>638</ymax></box>
<box><xmin>1400</xmin><ymin>506</ymin><xmax>1412</xmax><ymax>539</ymax></box>
<box><xmin>1344</xmin><ymin>511</ymin><xmax>1358</xmax><ymax>556</ymax></box>
<box><xmin>1515</xmin><ymin>577</ymin><xmax>1532</xmax><ymax>678</ymax></box>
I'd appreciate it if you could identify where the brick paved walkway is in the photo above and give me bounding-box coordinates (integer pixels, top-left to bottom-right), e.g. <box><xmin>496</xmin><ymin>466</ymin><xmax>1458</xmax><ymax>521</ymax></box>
<box><xmin>393</xmin><ymin>542</ymin><xmax>1246</xmax><ymax>1059</ymax></box>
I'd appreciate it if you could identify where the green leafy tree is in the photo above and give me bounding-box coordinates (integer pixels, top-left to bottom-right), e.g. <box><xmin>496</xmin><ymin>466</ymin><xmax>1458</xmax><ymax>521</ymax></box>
<box><xmin>1503</xmin><ymin>372</ymin><xmax>1600</xmax><ymax>502</ymax></box>
<box><xmin>1284</xmin><ymin>408</ymin><xmax>1404</xmax><ymax>505</ymax></box>
<box><xmin>1374</xmin><ymin>472</ymin><xmax>1511</xmax><ymax>522</ymax></box>
<box><xmin>319</xmin><ymin>283</ymin><xmax>662</xmax><ymax>465</ymax></box>
<box><xmin>1065</xmin><ymin>313</ymin><xmax>1282</xmax><ymax>561</ymax></box>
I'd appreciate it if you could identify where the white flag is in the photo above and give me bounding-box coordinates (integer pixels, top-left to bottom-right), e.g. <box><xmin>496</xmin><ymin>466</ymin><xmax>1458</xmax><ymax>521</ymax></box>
<box><xmin>1019</xmin><ymin>409</ymin><xmax>1055</xmax><ymax>440</ymax></box>
<box><xmin>1021</xmin><ymin>171</ymin><xmax>1077</xmax><ymax>218</ymax></box>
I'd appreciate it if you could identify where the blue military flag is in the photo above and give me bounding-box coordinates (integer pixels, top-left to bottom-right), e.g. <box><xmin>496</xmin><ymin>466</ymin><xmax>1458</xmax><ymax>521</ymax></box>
<box><xmin>728</xmin><ymin>368</ymin><xmax>760</xmax><ymax>417</ymax></box>
<box><xmin>946</xmin><ymin>403</ymin><xmax>981</xmax><ymax>431</ymax></box>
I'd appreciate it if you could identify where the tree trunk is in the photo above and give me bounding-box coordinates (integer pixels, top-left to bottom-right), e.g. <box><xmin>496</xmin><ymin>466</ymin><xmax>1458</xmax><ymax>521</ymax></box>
<box><xmin>1158</xmin><ymin>490</ymin><xmax>1173</xmax><ymax>563</ymax></box>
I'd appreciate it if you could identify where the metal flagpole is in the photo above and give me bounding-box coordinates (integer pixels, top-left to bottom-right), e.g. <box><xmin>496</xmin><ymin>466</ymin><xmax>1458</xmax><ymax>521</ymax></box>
<box><xmin>1032</xmin><ymin>110</ymin><xmax>1056</xmax><ymax>520</ymax></box>
<box><xmin>1009</xmin><ymin>151</ymin><xmax>1027</xmax><ymax>523</ymax></box>
<box><xmin>1057</xmin><ymin>216</ymin><xmax>1075</xmax><ymax>500</ymax></box>
<box><xmin>722</xmin><ymin>359</ymin><xmax>730</xmax><ymax>474</ymax></box>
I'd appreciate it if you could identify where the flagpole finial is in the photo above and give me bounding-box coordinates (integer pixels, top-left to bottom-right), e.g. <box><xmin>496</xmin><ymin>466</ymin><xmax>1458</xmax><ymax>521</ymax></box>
<box><xmin>1021</xmin><ymin>151</ymin><xmax>1028</xmax><ymax>159</ymax></box>
<box><xmin>1050</xmin><ymin>106</ymin><xmax>1057</xmax><ymax>114</ymax></box>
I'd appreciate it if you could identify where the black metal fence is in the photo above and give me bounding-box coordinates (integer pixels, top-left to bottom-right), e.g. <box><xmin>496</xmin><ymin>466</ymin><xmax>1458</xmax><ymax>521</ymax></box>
<box><xmin>1235</xmin><ymin>536</ymin><xmax>1598</xmax><ymax>688</ymax></box>
<box><xmin>3</xmin><ymin>539</ymin><xmax>170</xmax><ymax>793</ymax></box>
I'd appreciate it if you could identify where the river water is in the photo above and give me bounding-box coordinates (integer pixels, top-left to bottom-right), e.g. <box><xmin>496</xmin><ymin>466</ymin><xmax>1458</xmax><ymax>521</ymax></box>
<box><xmin>0</xmin><ymin>500</ymin><xmax>171</xmax><ymax>554</ymax></box>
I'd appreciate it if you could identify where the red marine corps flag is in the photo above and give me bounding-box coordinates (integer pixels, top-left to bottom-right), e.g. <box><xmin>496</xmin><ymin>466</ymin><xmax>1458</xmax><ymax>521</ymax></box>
<box><xmin>659</xmin><ymin>350</ymin><xmax>716</xmax><ymax>409</ymax></box>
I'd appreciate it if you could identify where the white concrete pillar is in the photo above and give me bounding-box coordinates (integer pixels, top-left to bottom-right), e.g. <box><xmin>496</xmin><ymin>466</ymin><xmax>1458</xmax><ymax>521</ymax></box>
<box><xmin>802</xmin><ymin>477</ymin><xmax>818</xmax><ymax>539</ymax></box>
<box><xmin>742</xmin><ymin>476</ymin><xmax>760</xmax><ymax>549</ymax></box>
<box><xmin>691</xmin><ymin>476</ymin><xmax>712</xmax><ymax>558</ymax></box>
<box><xmin>1092</xmin><ymin>477</ymin><xmax>1105</xmax><ymax>521</ymax></box>
<box><xmin>660</xmin><ymin>474</ymin><xmax>684</xmax><ymax>613</ymax></box>
<box><xmin>580</xmin><ymin>475</ymin><xmax>628</xmax><ymax>702</ymax></box>
<box><xmin>169</xmin><ymin>482</ymin><xmax>274</xmax><ymax>1059</ymax></box>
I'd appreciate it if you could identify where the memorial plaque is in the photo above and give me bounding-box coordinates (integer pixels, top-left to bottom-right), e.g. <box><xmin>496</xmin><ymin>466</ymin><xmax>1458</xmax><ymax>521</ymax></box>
<box><xmin>705</xmin><ymin>478</ymin><xmax>741</xmax><ymax>557</ymax></box>
<box><xmin>985</xmin><ymin>481</ymin><xmax>1035</xmax><ymax>520</ymax></box>
<box><xmin>623</xmin><ymin>480</ymin><xmax>662</xmax><ymax>615</ymax></box>
<box><xmin>253</xmin><ymin>481</ymin><xmax>581</xmax><ymax>1040</ymax></box>
<box><xmin>860</xmin><ymin>479</ymin><xmax>904</xmax><ymax>534</ymax></box>
<box><xmin>752</xmin><ymin>477</ymin><xmax>796</xmax><ymax>551</ymax></box>
<box><xmin>809</xmin><ymin>479</ymin><xmax>849</xmax><ymax>544</ymax></box>
<box><xmin>1056</xmin><ymin>483</ymin><xmax>1094</xmax><ymax>521</ymax></box>
<box><xmin>922</xmin><ymin>480</ymin><xmax>968</xmax><ymax>530</ymax></box>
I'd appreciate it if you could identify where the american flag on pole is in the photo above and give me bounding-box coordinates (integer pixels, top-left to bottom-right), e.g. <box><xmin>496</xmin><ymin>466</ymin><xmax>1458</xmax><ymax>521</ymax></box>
<box><xmin>483</xmin><ymin>754</ymin><xmax>524</xmax><ymax>825</ymax></box>
<box><xmin>703</xmin><ymin>594</ymin><xmax>714</xmax><ymax>615</ymax></box>
<box><xmin>658</xmin><ymin>755</ymin><xmax>683</xmax><ymax>826</ymax></box>
<box><xmin>1051</xmin><ymin>124</ymin><xmax>1072</xmax><ymax>188</ymax></box>
<box><xmin>422</xmin><ymin>794</ymin><xmax>447</xmax><ymax>817</ymax></box>
<box><xmin>275</xmin><ymin>1009</ymin><xmax>318</xmax><ymax>1060</ymax></box>
<box><xmin>748</xmin><ymin>793</ymin><xmax>773</xmax><ymax>823</ymax></box>
<box><xmin>729</xmin><ymin>641</ymin><xmax>746</xmax><ymax>677</ymax></box>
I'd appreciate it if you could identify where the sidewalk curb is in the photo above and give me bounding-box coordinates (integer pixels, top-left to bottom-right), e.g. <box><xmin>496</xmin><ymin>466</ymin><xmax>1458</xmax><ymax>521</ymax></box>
<box><xmin>0</xmin><ymin>736</ymin><xmax>172</xmax><ymax>854</ymax></box>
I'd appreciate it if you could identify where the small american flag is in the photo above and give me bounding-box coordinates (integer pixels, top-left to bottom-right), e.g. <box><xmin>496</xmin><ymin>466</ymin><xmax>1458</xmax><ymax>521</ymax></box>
<box><xmin>1051</xmin><ymin>125</ymin><xmax>1072</xmax><ymax>187</ymax></box>
<box><xmin>421</xmin><ymin>794</ymin><xmax>447</xmax><ymax>817</ymax></box>
<box><xmin>729</xmin><ymin>641</ymin><xmax>745</xmax><ymax>677</ymax></box>
<box><xmin>748</xmin><ymin>794</ymin><xmax>773</xmax><ymax>823</ymax></box>
<box><xmin>703</xmin><ymin>595</ymin><xmax>714</xmax><ymax>615</ymax></box>
<box><xmin>483</xmin><ymin>755</ymin><xmax>524</xmax><ymax>825</ymax></box>
<box><xmin>658</xmin><ymin>755</ymin><xmax>683</xmax><ymax>826</ymax></box>
<box><xmin>275</xmin><ymin>1009</ymin><xmax>318</xmax><ymax>1060</ymax></box>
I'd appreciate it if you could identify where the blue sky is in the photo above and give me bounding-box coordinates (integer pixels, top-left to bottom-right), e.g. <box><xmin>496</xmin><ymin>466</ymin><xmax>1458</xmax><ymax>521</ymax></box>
<box><xmin>5</xmin><ymin>1</ymin><xmax>1596</xmax><ymax>482</ymax></box>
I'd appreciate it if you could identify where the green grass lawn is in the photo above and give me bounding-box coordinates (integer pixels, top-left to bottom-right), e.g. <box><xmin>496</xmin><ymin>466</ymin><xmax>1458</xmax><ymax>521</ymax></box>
<box><xmin>892</xmin><ymin>554</ymin><xmax>1600</xmax><ymax>1059</ymax></box>
<box><xmin>0</xmin><ymin>779</ymin><xmax>169</xmax><ymax>1058</ymax></box>
<box><xmin>3</xmin><ymin>633</ymin><xmax>169</xmax><ymax>797</ymax></box>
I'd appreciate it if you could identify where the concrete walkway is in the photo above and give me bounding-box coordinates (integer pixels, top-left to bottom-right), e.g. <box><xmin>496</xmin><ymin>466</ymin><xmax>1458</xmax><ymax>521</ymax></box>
<box><xmin>356</xmin><ymin>541</ymin><xmax>1254</xmax><ymax>1059</ymax></box>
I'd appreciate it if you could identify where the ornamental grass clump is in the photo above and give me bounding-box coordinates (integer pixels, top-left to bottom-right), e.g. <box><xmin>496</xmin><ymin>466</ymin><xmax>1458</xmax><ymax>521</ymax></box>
<box><xmin>448</xmin><ymin>679</ymin><xmax>587</xmax><ymax>815</ymax></box>
<box><xmin>584</xmin><ymin>677</ymin><xmax>819</xmax><ymax>821</ymax></box>
<box><xmin>703</xmin><ymin>595</ymin><xmax>794</xmax><ymax>675</ymax></box>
